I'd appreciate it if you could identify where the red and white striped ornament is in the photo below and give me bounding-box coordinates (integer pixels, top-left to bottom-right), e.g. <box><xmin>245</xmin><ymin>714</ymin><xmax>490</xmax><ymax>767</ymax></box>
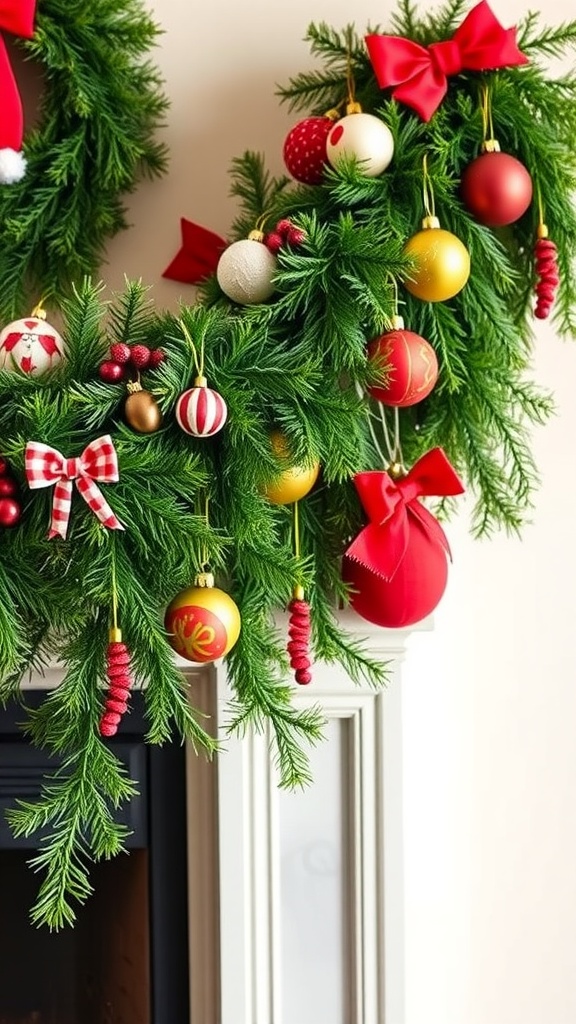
<box><xmin>175</xmin><ymin>375</ymin><xmax>228</xmax><ymax>437</ymax></box>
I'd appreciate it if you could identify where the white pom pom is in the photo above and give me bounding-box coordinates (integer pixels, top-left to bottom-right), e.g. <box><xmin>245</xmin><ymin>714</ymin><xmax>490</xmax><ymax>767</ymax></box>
<box><xmin>0</xmin><ymin>148</ymin><xmax>27</xmax><ymax>184</ymax></box>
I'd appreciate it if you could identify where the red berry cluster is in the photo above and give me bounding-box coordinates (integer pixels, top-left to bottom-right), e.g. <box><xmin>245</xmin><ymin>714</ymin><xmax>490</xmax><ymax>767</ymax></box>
<box><xmin>0</xmin><ymin>457</ymin><xmax>22</xmax><ymax>528</ymax></box>
<box><xmin>534</xmin><ymin>235</ymin><xmax>559</xmax><ymax>320</ymax></box>
<box><xmin>99</xmin><ymin>342</ymin><xmax>165</xmax><ymax>383</ymax></box>
<box><xmin>265</xmin><ymin>219</ymin><xmax>306</xmax><ymax>254</ymax></box>
<box><xmin>287</xmin><ymin>596</ymin><xmax>312</xmax><ymax>685</ymax></box>
<box><xmin>99</xmin><ymin>640</ymin><xmax>133</xmax><ymax>737</ymax></box>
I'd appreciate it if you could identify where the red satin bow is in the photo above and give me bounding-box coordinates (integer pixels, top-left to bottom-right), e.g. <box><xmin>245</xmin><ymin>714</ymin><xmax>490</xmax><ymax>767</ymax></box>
<box><xmin>0</xmin><ymin>0</ymin><xmax>36</xmax><ymax>151</ymax></box>
<box><xmin>345</xmin><ymin>448</ymin><xmax>465</xmax><ymax>580</ymax></box>
<box><xmin>365</xmin><ymin>0</ymin><xmax>528</xmax><ymax>122</ymax></box>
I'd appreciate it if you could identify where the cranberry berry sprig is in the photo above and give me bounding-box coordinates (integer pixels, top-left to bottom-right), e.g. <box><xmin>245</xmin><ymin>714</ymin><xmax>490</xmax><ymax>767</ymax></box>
<box><xmin>264</xmin><ymin>218</ymin><xmax>306</xmax><ymax>254</ymax></box>
<box><xmin>99</xmin><ymin>342</ymin><xmax>165</xmax><ymax>383</ymax></box>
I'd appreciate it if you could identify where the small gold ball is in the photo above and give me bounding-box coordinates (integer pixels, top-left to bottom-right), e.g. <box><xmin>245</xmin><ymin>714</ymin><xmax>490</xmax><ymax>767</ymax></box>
<box><xmin>261</xmin><ymin>431</ymin><xmax>320</xmax><ymax>505</ymax></box>
<box><xmin>124</xmin><ymin>390</ymin><xmax>163</xmax><ymax>433</ymax></box>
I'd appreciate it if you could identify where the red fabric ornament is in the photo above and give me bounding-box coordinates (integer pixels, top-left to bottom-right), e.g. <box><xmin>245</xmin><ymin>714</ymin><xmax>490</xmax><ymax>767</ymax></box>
<box><xmin>534</xmin><ymin>234</ymin><xmax>559</xmax><ymax>320</ymax></box>
<box><xmin>283</xmin><ymin>116</ymin><xmax>334</xmax><ymax>184</ymax></box>
<box><xmin>0</xmin><ymin>1</ymin><xmax>36</xmax><ymax>183</ymax></box>
<box><xmin>99</xmin><ymin>640</ymin><xmax>133</xmax><ymax>737</ymax></box>
<box><xmin>365</xmin><ymin>0</ymin><xmax>528</xmax><ymax>122</ymax></box>
<box><xmin>367</xmin><ymin>326</ymin><xmax>438</xmax><ymax>407</ymax></box>
<box><xmin>460</xmin><ymin>150</ymin><xmax>532</xmax><ymax>227</ymax></box>
<box><xmin>344</xmin><ymin>448</ymin><xmax>464</xmax><ymax>627</ymax></box>
<box><xmin>287</xmin><ymin>595</ymin><xmax>312</xmax><ymax>685</ymax></box>
<box><xmin>163</xmin><ymin>218</ymin><xmax>227</xmax><ymax>285</ymax></box>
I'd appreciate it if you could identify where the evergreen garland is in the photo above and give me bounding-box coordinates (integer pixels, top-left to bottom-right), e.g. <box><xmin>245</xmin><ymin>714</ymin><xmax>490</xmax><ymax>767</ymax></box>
<box><xmin>2</xmin><ymin>0</ymin><xmax>576</xmax><ymax>928</ymax></box>
<box><xmin>0</xmin><ymin>0</ymin><xmax>167</xmax><ymax>322</ymax></box>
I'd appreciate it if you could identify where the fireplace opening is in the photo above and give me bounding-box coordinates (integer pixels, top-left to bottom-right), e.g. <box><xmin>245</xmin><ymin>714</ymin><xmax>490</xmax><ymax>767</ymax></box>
<box><xmin>0</xmin><ymin>692</ymin><xmax>190</xmax><ymax>1024</ymax></box>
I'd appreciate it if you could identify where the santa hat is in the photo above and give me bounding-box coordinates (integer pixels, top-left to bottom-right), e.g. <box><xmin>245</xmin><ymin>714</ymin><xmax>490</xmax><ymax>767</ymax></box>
<box><xmin>0</xmin><ymin>2</ymin><xmax>37</xmax><ymax>185</ymax></box>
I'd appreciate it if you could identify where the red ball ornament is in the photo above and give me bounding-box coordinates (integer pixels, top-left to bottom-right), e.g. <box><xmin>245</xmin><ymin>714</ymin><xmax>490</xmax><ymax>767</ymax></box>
<box><xmin>0</xmin><ymin>477</ymin><xmax>18</xmax><ymax>498</ymax></box>
<box><xmin>175</xmin><ymin>375</ymin><xmax>228</xmax><ymax>437</ymax></box>
<box><xmin>461</xmin><ymin>144</ymin><xmax>533</xmax><ymax>227</ymax></box>
<box><xmin>283</xmin><ymin>116</ymin><xmax>335</xmax><ymax>184</ymax></box>
<box><xmin>0</xmin><ymin>498</ymin><xmax>22</xmax><ymax>528</ymax></box>
<box><xmin>367</xmin><ymin>318</ymin><xmax>438</xmax><ymax>407</ymax></box>
<box><xmin>342</xmin><ymin>518</ymin><xmax>448</xmax><ymax>628</ymax></box>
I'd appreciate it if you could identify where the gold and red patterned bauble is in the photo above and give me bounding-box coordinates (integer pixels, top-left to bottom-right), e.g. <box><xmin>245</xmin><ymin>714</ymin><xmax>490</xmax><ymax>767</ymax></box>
<box><xmin>164</xmin><ymin>573</ymin><xmax>241</xmax><ymax>663</ymax></box>
<box><xmin>403</xmin><ymin>215</ymin><xmax>470</xmax><ymax>302</ymax></box>
<box><xmin>216</xmin><ymin>230</ymin><xmax>277</xmax><ymax>305</ymax></box>
<box><xmin>283</xmin><ymin>114</ymin><xmax>337</xmax><ymax>184</ymax></box>
<box><xmin>326</xmin><ymin>103</ymin><xmax>394</xmax><ymax>178</ymax></box>
<box><xmin>175</xmin><ymin>374</ymin><xmax>227</xmax><ymax>437</ymax></box>
<box><xmin>367</xmin><ymin>316</ymin><xmax>439</xmax><ymax>407</ymax></box>
<box><xmin>0</xmin><ymin>308</ymin><xmax>64</xmax><ymax>376</ymax></box>
<box><xmin>461</xmin><ymin>140</ymin><xmax>533</xmax><ymax>228</ymax></box>
<box><xmin>260</xmin><ymin>431</ymin><xmax>320</xmax><ymax>505</ymax></box>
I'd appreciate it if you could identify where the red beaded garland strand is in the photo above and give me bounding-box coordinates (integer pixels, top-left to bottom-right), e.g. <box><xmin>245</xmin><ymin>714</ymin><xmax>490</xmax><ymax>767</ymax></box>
<box><xmin>99</xmin><ymin>632</ymin><xmax>133</xmax><ymax>737</ymax></box>
<box><xmin>287</xmin><ymin>592</ymin><xmax>312</xmax><ymax>685</ymax></box>
<box><xmin>534</xmin><ymin>229</ymin><xmax>559</xmax><ymax>320</ymax></box>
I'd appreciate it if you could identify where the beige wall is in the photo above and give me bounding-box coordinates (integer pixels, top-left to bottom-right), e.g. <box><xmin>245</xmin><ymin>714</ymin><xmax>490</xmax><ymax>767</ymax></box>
<box><xmin>104</xmin><ymin>3</ymin><xmax>576</xmax><ymax>1023</ymax></box>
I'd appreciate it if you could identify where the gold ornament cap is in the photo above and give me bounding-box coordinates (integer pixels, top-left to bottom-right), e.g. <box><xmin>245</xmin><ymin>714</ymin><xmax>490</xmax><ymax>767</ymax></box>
<box><xmin>195</xmin><ymin>571</ymin><xmax>215</xmax><ymax>588</ymax></box>
<box><xmin>248</xmin><ymin>229</ymin><xmax>265</xmax><ymax>242</ymax></box>
<box><xmin>345</xmin><ymin>100</ymin><xmax>362</xmax><ymax>115</ymax></box>
<box><xmin>537</xmin><ymin>222</ymin><xmax>549</xmax><ymax>239</ymax></box>
<box><xmin>194</xmin><ymin>374</ymin><xmax>208</xmax><ymax>388</ymax></box>
<box><xmin>481</xmin><ymin>138</ymin><xmax>501</xmax><ymax>154</ymax></box>
<box><xmin>126</xmin><ymin>379</ymin><xmax>143</xmax><ymax>395</ymax></box>
<box><xmin>421</xmin><ymin>215</ymin><xmax>441</xmax><ymax>230</ymax></box>
<box><xmin>391</xmin><ymin>314</ymin><xmax>405</xmax><ymax>330</ymax></box>
<box><xmin>387</xmin><ymin>461</ymin><xmax>406</xmax><ymax>480</ymax></box>
<box><xmin>109</xmin><ymin>626</ymin><xmax>123</xmax><ymax>643</ymax></box>
<box><xmin>292</xmin><ymin>583</ymin><xmax>305</xmax><ymax>601</ymax></box>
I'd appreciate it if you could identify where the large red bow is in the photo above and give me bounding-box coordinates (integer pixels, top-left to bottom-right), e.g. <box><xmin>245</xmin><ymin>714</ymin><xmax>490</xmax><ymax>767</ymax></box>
<box><xmin>0</xmin><ymin>0</ymin><xmax>36</xmax><ymax>152</ymax></box>
<box><xmin>25</xmin><ymin>435</ymin><xmax>125</xmax><ymax>540</ymax></box>
<box><xmin>345</xmin><ymin>448</ymin><xmax>465</xmax><ymax>580</ymax></box>
<box><xmin>365</xmin><ymin>0</ymin><xmax>528</xmax><ymax>121</ymax></box>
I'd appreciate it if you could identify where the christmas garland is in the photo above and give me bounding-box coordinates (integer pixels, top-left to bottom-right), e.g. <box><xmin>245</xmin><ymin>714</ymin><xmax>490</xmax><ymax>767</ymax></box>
<box><xmin>0</xmin><ymin>0</ymin><xmax>167</xmax><ymax>322</ymax></box>
<box><xmin>2</xmin><ymin>0</ymin><xmax>576</xmax><ymax>929</ymax></box>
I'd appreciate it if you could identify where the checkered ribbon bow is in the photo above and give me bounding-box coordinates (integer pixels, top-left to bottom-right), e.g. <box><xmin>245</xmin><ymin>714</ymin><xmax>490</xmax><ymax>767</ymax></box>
<box><xmin>25</xmin><ymin>435</ymin><xmax>124</xmax><ymax>540</ymax></box>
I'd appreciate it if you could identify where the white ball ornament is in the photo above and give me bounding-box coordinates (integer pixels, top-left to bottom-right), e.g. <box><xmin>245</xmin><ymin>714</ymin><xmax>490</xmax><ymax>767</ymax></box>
<box><xmin>0</xmin><ymin>314</ymin><xmax>64</xmax><ymax>375</ymax></box>
<box><xmin>326</xmin><ymin>109</ymin><xmax>394</xmax><ymax>177</ymax></box>
<box><xmin>216</xmin><ymin>231</ymin><xmax>277</xmax><ymax>305</ymax></box>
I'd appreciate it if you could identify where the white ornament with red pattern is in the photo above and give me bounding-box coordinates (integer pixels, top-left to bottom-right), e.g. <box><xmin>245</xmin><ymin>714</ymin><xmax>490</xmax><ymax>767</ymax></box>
<box><xmin>283</xmin><ymin>115</ymin><xmax>336</xmax><ymax>184</ymax></box>
<box><xmin>216</xmin><ymin>230</ymin><xmax>277</xmax><ymax>305</ymax></box>
<box><xmin>326</xmin><ymin>105</ymin><xmax>394</xmax><ymax>178</ymax></box>
<box><xmin>0</xmin><ymin>309</ymin><xmax>64</xmax><ymax>376</ymax></box>
<box><xmin>176</xmin><ymin>375</ymin><xmax>228</xmax><ymax>437</ymax></box>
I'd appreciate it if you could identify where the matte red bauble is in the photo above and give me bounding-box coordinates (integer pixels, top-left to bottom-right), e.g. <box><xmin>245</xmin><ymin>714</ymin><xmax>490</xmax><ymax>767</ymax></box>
<box><xmin>367</xmin><ymin>320</ymin><xmax>438</xmax><ymax>407</ymax></box>
<box><xmin>342</xmin><ymin>517</ymin><xmax>448</xmax><ymax>628</ymax></box>
<box><xmin>461</xmin><ymin>148</ymin><xmax>533</xmax><ymax>227</ymax></box>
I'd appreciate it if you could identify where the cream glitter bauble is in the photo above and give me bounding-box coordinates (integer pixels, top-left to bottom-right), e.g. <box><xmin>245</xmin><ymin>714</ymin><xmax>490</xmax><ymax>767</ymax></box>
<box><xmin>216</xmin><ymin>237</ymin><xmax>277</xmax><ymax>305</ymax></box>
<box><xmin>0</xmin><ymin>316</ymin><xmax>65</xmax><ymax>375</ymax></box>
<box><xmin>326</xmin><ymin>112</ymin><xmax>394</xmax><ymax>177</ymax></box>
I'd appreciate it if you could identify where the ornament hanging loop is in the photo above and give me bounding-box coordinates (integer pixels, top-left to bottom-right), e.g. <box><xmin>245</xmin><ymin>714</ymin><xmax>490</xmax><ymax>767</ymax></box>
<box><xmin>421</xmin><ymin>153</ymin><xmax>439</xmax><ymax>228</ymax></box>
<box><xmin>480</xmin><ymin>82</ymin><xmax>498</xmax><ymax>150</ymax></box>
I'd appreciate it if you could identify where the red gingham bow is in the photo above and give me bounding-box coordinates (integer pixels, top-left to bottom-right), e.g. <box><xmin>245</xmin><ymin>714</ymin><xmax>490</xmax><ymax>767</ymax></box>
<box><xmin>25</xmin><ymin>435</ymin><xmax>124</xmax><ymax>540</ymax></box>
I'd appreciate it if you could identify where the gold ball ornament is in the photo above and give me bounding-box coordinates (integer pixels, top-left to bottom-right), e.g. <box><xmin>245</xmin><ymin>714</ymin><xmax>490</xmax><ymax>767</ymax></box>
<box><xmin>165</xmin><ymin>574</ymin><xmax>241</xmax><ymax>663</ymax></box>
<box><xmin>403</xmin><ymin>216</ymin><xmax>470</xmax><ymax>302</ymax></box>
<box><xmin>260</xmin><ymin>430</ymin><xmax>320</xmax><ymax>505</ymax></box>
<box><xmin>124</xmin><ymin>381</ymin><xmax>163</xmax><ymax>433</ymax></box>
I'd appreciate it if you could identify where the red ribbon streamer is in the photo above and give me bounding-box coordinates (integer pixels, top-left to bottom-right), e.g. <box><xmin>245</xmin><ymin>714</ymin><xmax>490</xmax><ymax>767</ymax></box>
<box><xmin>0</xmin><ymin>0</ymin><xmax>36</xmax><ymax>151</ymax></box>
<box><xmin>346</xmin><ymin>448</ymin><xmax>465</xmax><ymax>580</ymax></box>
<box><xmin>365</xmin><ymin>0</ymin><xmax>528</xmax><ymax>121</ymax></box>
<box><xmin>163</xmin><ymin>218</ymin><xmax>227</xmax><ymax>285</ymax></box>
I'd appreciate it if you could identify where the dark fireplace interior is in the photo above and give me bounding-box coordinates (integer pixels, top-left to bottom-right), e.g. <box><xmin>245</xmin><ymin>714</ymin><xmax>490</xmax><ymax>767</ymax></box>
<box><xmin>0</xmin><ymin>692</ymin><xmax>190</xmax><ymax>1024</ymax></box>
